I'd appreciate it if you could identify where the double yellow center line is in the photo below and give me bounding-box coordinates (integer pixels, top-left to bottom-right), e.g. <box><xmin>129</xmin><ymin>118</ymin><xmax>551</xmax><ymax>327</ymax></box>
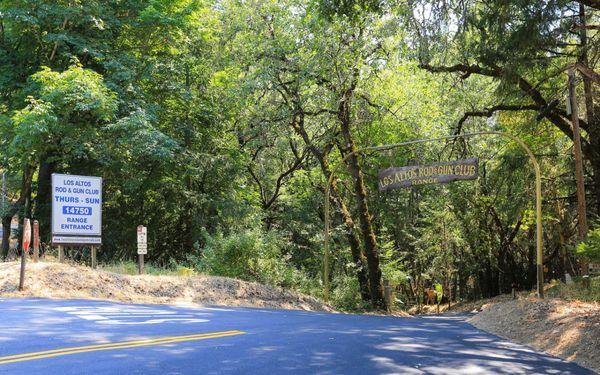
<box><xmin>0</xmin><ymin>330</ymin><xmax>246</xmax><ymax>365</ymax></box>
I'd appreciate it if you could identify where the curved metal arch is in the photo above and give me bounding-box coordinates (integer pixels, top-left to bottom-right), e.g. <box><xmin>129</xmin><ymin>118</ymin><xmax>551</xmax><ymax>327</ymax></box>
<box><xmin>323</xmin><ymin>131</ymin><xmax>544</xmax><ymax>302</ymax></box>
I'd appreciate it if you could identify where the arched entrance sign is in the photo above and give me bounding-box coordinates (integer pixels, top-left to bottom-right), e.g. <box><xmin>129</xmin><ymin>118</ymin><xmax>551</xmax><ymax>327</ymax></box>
<box><xmin>323</xmin><ymin>131</ymin><xmax>544</xmax><ymax>302</ymax></box>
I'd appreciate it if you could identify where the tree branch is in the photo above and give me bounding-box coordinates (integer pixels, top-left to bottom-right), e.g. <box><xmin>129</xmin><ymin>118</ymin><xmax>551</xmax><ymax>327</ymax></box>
<box><xmin>419</xmin><ymin>62</ymin><xmax>501</xmax><ymax>79</ymax></box>
<box><xmin>419</xmin><ymin>62</ymin><xmax>590</xmax><ymax>151</ymax></box>
<box><xmin>456</xmin><ymin>104</ymin><xmax>540</xmax><ymax>134</ymax></box>
<box><xmin>577</xmin><ymin>0</ymin><xmax>600</xmax><ymax>10</ymax></box>
<box><xmin>574</xmin><ymin>62</ymin><xmax>600</xmax><ymax>85</ymax></box>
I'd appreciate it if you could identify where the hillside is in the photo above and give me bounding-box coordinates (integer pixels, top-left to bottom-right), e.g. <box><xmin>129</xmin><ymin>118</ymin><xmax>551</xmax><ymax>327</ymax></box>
<box><xmin>468</xmin><ymin>296</ymin><xmax>599</xmax><ymax>373</ymax></box>
<box><xmin>0</xmin><ymin>261</ymin><xmax>333</xmax><ymax>312</ymax></box>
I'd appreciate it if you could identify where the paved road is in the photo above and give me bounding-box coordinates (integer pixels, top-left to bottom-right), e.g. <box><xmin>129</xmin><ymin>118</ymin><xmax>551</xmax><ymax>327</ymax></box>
<box><xmin>0</xmin><ymin>298</ymin><xmax>592</xmax><ymax>374</ymax></box>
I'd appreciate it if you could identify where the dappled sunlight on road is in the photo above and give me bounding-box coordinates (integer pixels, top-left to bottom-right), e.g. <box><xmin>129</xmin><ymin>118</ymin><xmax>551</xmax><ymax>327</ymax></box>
<box><xmin>0</xmin><ymin>298</ymin><xmax>592</xmax><ymax>374</ymax></box>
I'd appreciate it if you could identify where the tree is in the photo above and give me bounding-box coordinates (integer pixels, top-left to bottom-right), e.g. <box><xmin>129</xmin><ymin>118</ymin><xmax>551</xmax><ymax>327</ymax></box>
<box><xmin>407</xmin><ymin>0</ymin><xmax>600</xmax><ymax>215</ymax></box>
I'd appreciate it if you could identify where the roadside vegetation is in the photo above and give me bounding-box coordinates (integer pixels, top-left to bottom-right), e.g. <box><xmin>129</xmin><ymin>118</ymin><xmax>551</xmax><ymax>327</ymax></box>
<box><xmin>1</xmin><ymin>0</ymin><xmax>599</xmax><ymax>312</ymax></box>
<box><xmin>546</xmin><ymin>277</ymin><xmax>600</xmax><ymax>302</ymax></box>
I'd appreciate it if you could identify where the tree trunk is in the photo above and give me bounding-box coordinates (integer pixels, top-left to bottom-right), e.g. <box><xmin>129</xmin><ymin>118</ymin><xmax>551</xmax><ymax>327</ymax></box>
<box><xmin>1</xmin><ymin>166</ymin><xmax>34</xmax><ymax>260</ymax></box>
<box><xmin>578</xmin><ymin>4</ymin><xmax>600</xmax><ymax>215</ymax></box>
<box><xmin>593</xmin><ymin>163</ymin><xmax>600</xmax><ymax>215</ymax></box>
<box><xmin>34</xmin><ymin>160</ymin><xmax>55</xmax><ymax>243</ymax></box>
<box><xmin>587</xmin><ymin>134</ymin><xmax>600</xmax><ymax>215</ymax></box>
<box><xmin>291</xmin><ymin>114</ymin><xmax>371</xmax><ymax>302</ymax></box>
<box><xmin>338</xmin><ymin>88</ymin><xmax>386</xmax><ymax>310</ymax></box>
<box><xmin>325</xmin><ymin>159</ymin><xmax>371</xmax><ymax>302</ymax></box>
<box><xmin>19</xmin><ymin>165</ymin><xmax>34</xmax><ymax>218</ymax></box>
<box><xmin>1</xmin><ymin>216</ymin><xmax>10</xmax><ymax>259</ymax></box>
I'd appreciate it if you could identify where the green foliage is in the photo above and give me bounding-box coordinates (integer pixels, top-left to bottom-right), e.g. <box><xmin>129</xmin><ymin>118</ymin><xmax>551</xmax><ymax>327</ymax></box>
<box><xmin>0</xmin><ymin>0</ymin><xmax>597</xmax><ymax>311</ymax></box>
<box><xmin>28</xmin><ymin>63</ymin><xmax>117</xmax><ymax>121</ymax></box>
<box><xmin>190</xmin><ymin>228</ymin><xmax>294</xmax><ymax>287</ymax></box>
<box><xmin>379</xmin><ymin>239</ymin><xmax>409</xmax><ymax>287</ymax></box>
<box><xmin>9</xmin><ymin>63</ymin><xmax>117</xmax><ymax>166</ymax></box>
<box><xmin>576</xmin><ymin>227</ymin><xmax>600</xmax><ymax>263</ymax></box>
<box><xmin>330</xmin><ymin>275</ymin><xmax>370</xmax><ymax>311</ymax></box>
<box><xmin>546</xmin><ymin>278</ymin><xmax>600</xmax><ymax>303</ymax></box>
<box><xmin>434</xmin><ymin>283</ymin><xmax>443</xmax><ymax>304</ymax></box>
<box><xmin>9</xmin><ymin>99</ymin><xmax>57</xmax><ymax>162</ymax></box>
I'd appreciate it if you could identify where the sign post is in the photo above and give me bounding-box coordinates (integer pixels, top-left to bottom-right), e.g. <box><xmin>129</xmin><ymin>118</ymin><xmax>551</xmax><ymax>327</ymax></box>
<box><xmin>32</xmin><ymin>220</ymin><xmax>39</xmax><ymax>262</ymax></box>
<box><xmin>18</xmin><ymin>218</ymin><xmax>31</xmax><ymax>291</ymax></box>
<box><xmin>91</xmin><ymin>245</ymin><xmax>97</xmax><ymax>269</ymax></box>
<box><xmin>51</xmin><ymin>174</ymin><xmax>102</xmax><ymax>264</ymax></box>
<box><xmin>137</xmin><ymin>225</ymin><xmax>147</xmax><ymax>275</ymax></box>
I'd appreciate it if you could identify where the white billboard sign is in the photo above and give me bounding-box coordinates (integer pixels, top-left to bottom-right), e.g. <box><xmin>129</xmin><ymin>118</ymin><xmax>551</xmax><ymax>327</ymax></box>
<box><xmin>52</xmin><ymin>174</ymin><xmax>102</xmax><ymax>244</ymax></box>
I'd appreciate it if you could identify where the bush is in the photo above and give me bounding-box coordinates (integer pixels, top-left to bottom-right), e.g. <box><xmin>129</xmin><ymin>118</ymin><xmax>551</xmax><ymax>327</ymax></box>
<box><xmin>330</xmin><ymin>275</ymin><xmax>370</xmax><ymax>311</ymax></box>
<box><xmin>575</xmin><ymin>227</ymin><xmax>600</xmax><ymax>263</ymax></box>
<box><xmin>546</xmin><ymin>277</ymin><xmax>600</xmax><ymax>302</ymax></box>
<box><xmin>190</xmin><ymin>228</ymin><xmax>294</xmax><ymax>287</ymax></box>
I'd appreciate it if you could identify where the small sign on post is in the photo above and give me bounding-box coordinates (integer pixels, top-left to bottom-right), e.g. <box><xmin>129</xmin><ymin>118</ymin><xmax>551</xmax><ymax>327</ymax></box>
<box><xmin>137</xmin><ymin>225</ymin><xmax>147</xmax><ymax>275</ymax></box>
<box><xmin>19</xmin><ymin>218</ymin><xmax>31</xmax><ymax>291</ymax></box>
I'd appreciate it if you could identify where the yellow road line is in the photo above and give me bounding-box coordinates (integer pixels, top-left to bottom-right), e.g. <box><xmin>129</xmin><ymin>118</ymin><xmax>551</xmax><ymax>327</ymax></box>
<box><xmin>0</xmin><ymin>330</ymin><xmax>246</xmax><ymax>365</ymax></box>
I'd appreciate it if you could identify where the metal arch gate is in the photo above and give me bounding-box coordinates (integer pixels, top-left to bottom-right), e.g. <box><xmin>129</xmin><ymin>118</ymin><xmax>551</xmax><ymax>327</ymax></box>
<box><xmin>323</xmin><ymin>131</ymin><xmax>544</xmax><ymax>302</ymax></box>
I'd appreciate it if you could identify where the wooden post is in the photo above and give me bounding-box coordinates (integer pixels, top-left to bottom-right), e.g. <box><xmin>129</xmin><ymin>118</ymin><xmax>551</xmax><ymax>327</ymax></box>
<box><xmin>18</xmin><ymin>249</ymin><xmax>26</xmax><ymax>291</ymax></box>
<box><xmin>32</xmin><ymin>220</ymin><xmax>39</xmax><ymax>262</ymax></box>
<box><xmin>58</xmin><ymin>245</ymin><xmax>64</xmax><ymax>263</ymax></box>
<box><xmin>91</xmin><ymin>246</ymin><xmax>97</xmax><ymax>269</ymax></box>
<box><xmin>383</xmin><ymin>279</ymin><xmax>392</xmax><ymax>313</ymax></box>
<box><xmin>18</xmin><ymin>218</ymin><xmax>31</xmax><ymax>291</ymax></box>
<box><xmin>138</xmin><ymin>254</ymin><xmax>144</xmax><ymax>275</ymax></box>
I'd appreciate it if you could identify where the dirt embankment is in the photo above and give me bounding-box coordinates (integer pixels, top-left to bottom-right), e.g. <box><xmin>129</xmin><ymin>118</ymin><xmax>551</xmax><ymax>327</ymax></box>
<box><xmin>468</xmin><ymin>297</ymin><xmax>599</xmax><ymax>373</ymax></box>
<box><xmin>0</xmin><ymin>261</ymin><xmax>334</xmax><ymax>312</ymax></box>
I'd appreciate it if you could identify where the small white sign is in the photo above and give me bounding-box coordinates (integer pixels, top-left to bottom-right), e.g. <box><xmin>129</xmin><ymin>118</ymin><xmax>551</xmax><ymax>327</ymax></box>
<box><xmin>137</xmin><ymin>225</ymin><xmax>147</xmax><ymax>254</ymax></box>
<box><xmin>52</xmin><ymin>174</ymin><xmax>102</xmax><ymax>244</ymax></box>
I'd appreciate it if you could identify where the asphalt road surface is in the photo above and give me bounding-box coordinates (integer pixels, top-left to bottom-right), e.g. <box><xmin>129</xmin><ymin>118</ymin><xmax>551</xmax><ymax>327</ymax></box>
<box><xmin>0</xmin><ymin>298</ymin><xmax>592</xmax><ymax>374</ymax></box>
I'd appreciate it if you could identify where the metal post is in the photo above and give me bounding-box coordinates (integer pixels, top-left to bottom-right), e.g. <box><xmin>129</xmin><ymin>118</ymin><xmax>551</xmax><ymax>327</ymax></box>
<box><xmin>58</xmin><ymin>245</ymin><xmax>64</xmax><ymax>263</ymax></box>
<box><xmin>91</xmin><ymin>246</ymin><xmax>97</xmax><ymax>269</ymax></box>
<box><xmin>323</xmin><ymin>131</ymin><xmax>545</xmax><ymax>301</ymax></box>
<box><xmin>32</xmin><ymin>220</ymin><xmax>39</xmax><ymax>262</ymax></box>
<box><xmin>18</xmin><ymin>249</ymin><xmax>26</xmax><ymax>291</ymax></box>
<box><xmin>138</xmin><ymin>254</ymin><xmax>144</xmax><ymax>275</ymax></box>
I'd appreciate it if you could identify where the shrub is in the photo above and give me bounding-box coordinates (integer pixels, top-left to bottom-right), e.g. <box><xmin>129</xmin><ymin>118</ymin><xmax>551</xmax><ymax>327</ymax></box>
<box><xmin>190</xmin><ymin>228</ymin><xmax>292</xmax><ymax>287</ymax></box>
<box><xmin>330</xmin><ymin>275</ymin><xmax>370</xmax><ymax>311</ymax></box>
<box><xmin>575</xmin><ymin>227</ymin><xmax>600</xmax><ymax>263</ymax></box>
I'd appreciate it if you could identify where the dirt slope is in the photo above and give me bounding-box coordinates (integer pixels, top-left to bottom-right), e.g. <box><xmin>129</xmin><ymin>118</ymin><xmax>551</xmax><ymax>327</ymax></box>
<box><xmin>0</xmin><ymin>261</ymin><xmax>333</xmax><ymax>312</ymax></box>
<box><xmin>468</xmin><ymin>297</ymin><xmax>599</xmax><ymax>373</ymax></box>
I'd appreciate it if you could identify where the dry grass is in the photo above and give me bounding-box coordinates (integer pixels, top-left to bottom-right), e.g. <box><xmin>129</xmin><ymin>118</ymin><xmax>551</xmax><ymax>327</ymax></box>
<box><xmin>468</xmin><ymin>296</ymin><xmax>599</xmax><ymax>373</ymax></box>
<box><xmin>407</xmin><ymin>280</ymin><xmax>600</xmax><ymax>372</ymax></box>
<box><xmin>0</xmin><ymin>261</ymin><xmax>334</xmax><ymax>312</ymax></box>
